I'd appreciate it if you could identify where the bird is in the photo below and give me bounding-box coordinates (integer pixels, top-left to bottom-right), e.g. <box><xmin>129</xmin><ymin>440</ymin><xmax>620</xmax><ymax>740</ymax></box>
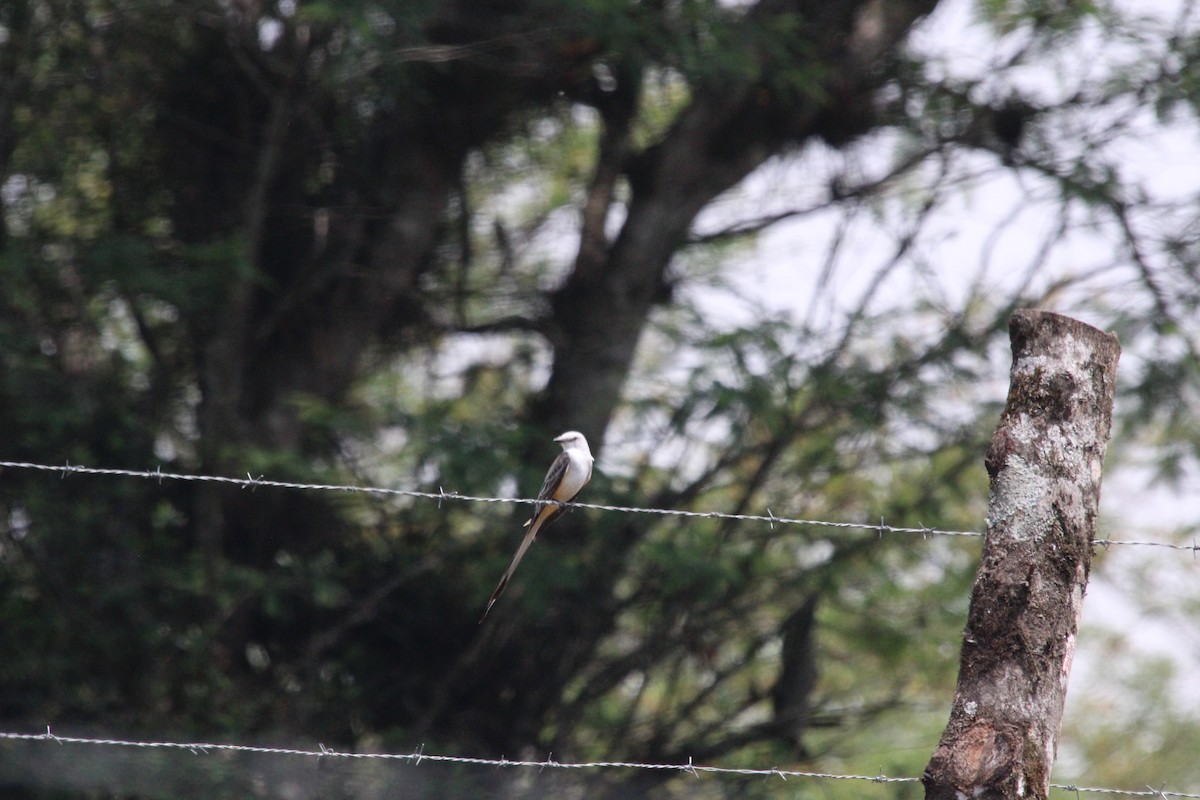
<box><xmin>480</xmin><ymin>430</ymin><xmax>594</xmax><ymax>621</ymax></box>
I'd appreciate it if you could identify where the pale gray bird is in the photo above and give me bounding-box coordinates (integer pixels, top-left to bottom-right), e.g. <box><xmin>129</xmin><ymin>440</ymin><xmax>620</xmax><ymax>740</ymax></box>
<box><xmin>481</xmin><ymin>431</ymin><xmax>593</xmax><ymax>621</ymax></box>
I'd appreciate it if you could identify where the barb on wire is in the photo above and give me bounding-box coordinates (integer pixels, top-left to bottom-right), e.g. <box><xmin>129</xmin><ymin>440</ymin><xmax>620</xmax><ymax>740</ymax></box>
<box><xmin>0</xmin><ymin>460</ymin><xmax>1194</xmax><ymax>553</ymax></box>
<box><xmin>0</xmin><ymin>730</ymin><xmax>1197</xmax><ymax>798</ymax></box>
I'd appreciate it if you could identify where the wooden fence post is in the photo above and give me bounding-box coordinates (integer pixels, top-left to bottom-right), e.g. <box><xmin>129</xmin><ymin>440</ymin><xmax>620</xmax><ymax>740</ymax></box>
<box><xmin>922</xmin><ymin>310</ymin><xmax>1121</xmax><ymax>800</ymax></box>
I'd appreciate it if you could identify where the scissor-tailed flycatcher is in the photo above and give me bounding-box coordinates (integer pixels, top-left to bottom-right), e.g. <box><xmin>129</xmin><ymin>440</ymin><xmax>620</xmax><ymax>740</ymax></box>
<box><xmin>480</xmin><ymin>430</ymin><xmax>593</xmax><ymax>621</ymax></box>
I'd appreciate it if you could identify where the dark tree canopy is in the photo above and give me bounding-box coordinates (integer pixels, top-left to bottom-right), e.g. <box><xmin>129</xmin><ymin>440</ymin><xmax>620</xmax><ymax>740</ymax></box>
<box><xmin>1</xmin><ymin>0</ymin><xmax>1198</xmax><ymax>797</ymax></box>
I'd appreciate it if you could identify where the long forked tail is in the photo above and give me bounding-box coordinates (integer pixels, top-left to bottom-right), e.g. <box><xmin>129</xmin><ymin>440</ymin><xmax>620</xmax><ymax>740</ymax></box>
<box><xmin>479</xmin><ymin>520</ymin><xmax>542</xmax><ymax>622</ymax></box>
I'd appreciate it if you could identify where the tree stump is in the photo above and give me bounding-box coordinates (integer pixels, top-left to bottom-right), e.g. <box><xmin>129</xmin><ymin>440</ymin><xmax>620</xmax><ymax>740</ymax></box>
<box><xmin>923</xmin><ymin>310</ymin><xmax>1121</xmax><ymax>800</ymax></box>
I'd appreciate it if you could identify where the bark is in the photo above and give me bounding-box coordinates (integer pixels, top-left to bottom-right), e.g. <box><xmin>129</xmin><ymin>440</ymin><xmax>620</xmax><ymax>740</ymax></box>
<box><xmin>923</xmin><ymin>310</ymin><xmax>1120</xmax><ymax>800</ymax></box>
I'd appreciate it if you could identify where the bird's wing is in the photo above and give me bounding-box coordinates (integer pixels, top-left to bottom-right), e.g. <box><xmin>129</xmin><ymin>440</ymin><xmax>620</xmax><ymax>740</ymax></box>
<box><xmin>526</xmin><ymin>450</ymin><xmax>571</xmax><ymax>523</ymax></box>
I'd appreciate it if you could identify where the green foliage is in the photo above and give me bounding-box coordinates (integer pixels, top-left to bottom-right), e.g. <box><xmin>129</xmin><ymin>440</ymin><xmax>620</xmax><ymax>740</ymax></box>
<box><xmin>0</xmin><ymin>0</ymin><xmax>1198</xmax><ymax>797</ymax></box>
<box><xmin>975</xmin><ymin>0</ymin><xmax>1102</xmax><ymax>36</ymax></box>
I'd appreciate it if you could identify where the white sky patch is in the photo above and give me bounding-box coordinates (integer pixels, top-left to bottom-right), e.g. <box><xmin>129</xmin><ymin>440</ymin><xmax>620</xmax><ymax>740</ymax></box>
<box><xmin>678</xmin><ymin>0</ymin><xmax>1200</xmax><ymax>731</ymax></box>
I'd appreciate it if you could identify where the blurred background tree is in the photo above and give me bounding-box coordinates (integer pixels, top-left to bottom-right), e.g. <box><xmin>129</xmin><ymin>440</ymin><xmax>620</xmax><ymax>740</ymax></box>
<box><xmin>0</xmin><ymin>0</ymin><xmax>1197</xmax><ymax>797</ymax></box>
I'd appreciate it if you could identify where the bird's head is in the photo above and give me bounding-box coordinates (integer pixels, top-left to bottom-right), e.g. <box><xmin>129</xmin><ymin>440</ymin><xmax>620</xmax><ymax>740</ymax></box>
<box><xmin>554</xmin><ymin>430</ymin><xmax>590</xmax><ymax>454</ymax></box>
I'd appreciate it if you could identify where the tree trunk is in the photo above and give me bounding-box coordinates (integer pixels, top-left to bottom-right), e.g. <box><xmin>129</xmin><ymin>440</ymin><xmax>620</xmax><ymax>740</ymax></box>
<box><xmin>922</xmin><ymin>310</ymin><xmax>1120</xmax><ymax>800</ymax></box>
<box><xmin>538</xmin><ymin>0</ymin><xmax>942</xmax><ymax>446</ymax></box>
<box><xmin>467</xmin><ymin>0</ymin><xmax>946</xmax><ymax>760</ymax></box>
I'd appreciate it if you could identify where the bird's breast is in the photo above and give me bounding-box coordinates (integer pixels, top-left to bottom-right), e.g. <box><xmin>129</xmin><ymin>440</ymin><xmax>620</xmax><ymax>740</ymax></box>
<box><xmin>554</xmin><ymin>450</ymin><xmax>593</xmax><ymax>501</ymax></box>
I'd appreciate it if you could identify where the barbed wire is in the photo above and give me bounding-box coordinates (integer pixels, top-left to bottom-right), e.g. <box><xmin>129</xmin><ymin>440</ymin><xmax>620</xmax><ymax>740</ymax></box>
<box><xmin>0</xmin><ymin>729</ymin><xmax>1195</xmax><ymax>798</ymax></box>
<box><xmin>0</xmin><ymin>460</ymin><xmax>1194</xmax><ymax>553</ymax></box>
<box><xmin>0</xmin><ymin>462</ymin><xmax>1195</xmax><ymax>797</ymax></box>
